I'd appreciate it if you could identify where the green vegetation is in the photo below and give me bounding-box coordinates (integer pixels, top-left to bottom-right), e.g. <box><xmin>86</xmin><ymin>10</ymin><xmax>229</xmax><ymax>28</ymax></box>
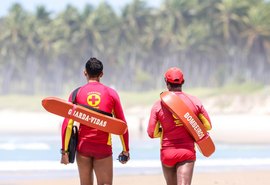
<box><xmin>0</xmin><ymin>0</ymin><xmax>270</xmax><ymax>95</ymax></box>
<box><xmin>0</xmin><ymin>95</ymin><xmax>47</xmax><ymax>111</ymax></box>
<box><xmin>0</xmin><ymin>84</ymin><xmax>267</xmax><ymax>111</ymax></box>
<box><xmin>119</xmin><ymin>90</ymin><xmax>161</xmax><ymax>107</ymax></box>
<box><xmin>187</xmin><ymin>82</ymin><xmax>265</xmax><ymax>97</ymax></box>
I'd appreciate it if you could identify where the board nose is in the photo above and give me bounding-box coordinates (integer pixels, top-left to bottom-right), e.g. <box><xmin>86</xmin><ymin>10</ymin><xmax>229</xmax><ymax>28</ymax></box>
<box><xmin>41</xmin><ymin>98</ymin><xmax>49</xmax><ymax>109</ymax></box>
<box><xmin>41</xmin><ymin>99</ymin><xmax>45</xmax><ymax>107</ymax></box>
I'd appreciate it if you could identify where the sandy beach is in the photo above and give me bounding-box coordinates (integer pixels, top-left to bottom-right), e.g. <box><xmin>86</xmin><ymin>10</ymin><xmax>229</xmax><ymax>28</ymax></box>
<box><xmin>1</xmin><ymin>170</ymin><xmax>270</xmax><ymax>185</ymax></box>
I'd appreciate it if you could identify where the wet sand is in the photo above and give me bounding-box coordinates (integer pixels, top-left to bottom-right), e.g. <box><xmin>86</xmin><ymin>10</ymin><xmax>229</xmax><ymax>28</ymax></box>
<box><xmin>1</xmin><ymin>170</ymin><xmax>269</xmax><ymax>185</ymax></box>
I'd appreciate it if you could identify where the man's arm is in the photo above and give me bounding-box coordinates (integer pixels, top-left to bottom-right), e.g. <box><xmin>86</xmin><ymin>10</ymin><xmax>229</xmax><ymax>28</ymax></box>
<box><xmin>60</xmin><ymin>93</ymin><xmax>74</xmax><ymax>164</ymax></box>
<box><xmin>147</xmin><ymin>101</ymin><xmax>162</xmax><ymax>138</ymax></box>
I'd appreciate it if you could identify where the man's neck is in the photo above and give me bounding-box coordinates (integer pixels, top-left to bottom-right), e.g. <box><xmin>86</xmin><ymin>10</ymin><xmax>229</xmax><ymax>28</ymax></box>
<box><xmin>169</xmin><ymin>87</ymin><xmax>182</xmax><ymax>92</ymax></box>
<box><xmin>88</xmin><ymin>77</ymin><xmax>100</xmax><ymax>82</ymax></box>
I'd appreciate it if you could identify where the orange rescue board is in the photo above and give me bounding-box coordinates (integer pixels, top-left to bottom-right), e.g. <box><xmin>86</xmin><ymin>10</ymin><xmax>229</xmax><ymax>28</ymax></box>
<box><xmin>160</xmin><ymin>91</ymin><xmax>215</xmax><ymax>157</ymax></box>
<box><xmin>42</xmin><ymin>97</ymin><xmax>127</xmax><ymax>135</ymax></box>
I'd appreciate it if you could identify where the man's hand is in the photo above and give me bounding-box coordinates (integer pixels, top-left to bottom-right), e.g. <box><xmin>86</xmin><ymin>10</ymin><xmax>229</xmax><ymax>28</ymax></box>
<box><xmin>60</xmin><ymin>153</ymin><xmax>69</xmax><ymax>165</ymax></box>
<box><xmin>118</xmin><ymin>151</ymin><xmax>130</xmax><ymax>164</ymax></box>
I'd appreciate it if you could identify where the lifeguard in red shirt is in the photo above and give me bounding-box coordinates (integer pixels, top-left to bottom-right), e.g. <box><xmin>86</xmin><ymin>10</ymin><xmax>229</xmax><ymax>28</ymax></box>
<box><xmin>61</xmin><ymin>57</ymin><xmax>129</xmax><ymax>185</ymax></box>
<box><xmin>147</xmin><ymin>67</ymin><xmax>212</xmax><ymax>185</ymax></box>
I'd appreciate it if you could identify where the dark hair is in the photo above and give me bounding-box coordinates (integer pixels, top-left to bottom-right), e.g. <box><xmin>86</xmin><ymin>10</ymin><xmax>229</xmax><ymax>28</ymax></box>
<box><xmin>168</xmin><ymin>82</ymin><xmax>182</xmax><ymax>88</ymax></box>
<box><xmin>85</xmin><ymin>57</ymin><xmax>103</xmax><ymax>77</ymax></box>
<box><xmin>166</xmin><ymin>80</ymin><xmax>184</xmax><ymax>91</ymax></box>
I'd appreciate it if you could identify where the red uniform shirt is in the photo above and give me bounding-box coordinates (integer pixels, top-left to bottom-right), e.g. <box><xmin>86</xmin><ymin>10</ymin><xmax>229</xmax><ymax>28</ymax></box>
<box><xmin>147</xmin><ymin>91</ymin><xmax>211</xmax><ymax>149</ymax></box>
<box><xmin>61</xmin><ymin>82</ymin><xmax>129</xmax><ymax>152</ymax></box>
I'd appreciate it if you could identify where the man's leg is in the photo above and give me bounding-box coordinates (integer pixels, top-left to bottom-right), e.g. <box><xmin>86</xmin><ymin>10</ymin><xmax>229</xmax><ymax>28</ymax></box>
<box><xmin>76</xmin><ymin>152</ymin><xmax>94</xmax><ymax>185</ymax></box>
<box><xmin>176</xmin><ymin>161</ymin><xmax>195</xmax><ymax>185</ymax></box>
<box><xmin>93</xmin><ymin>155</ymin><xmax>113</xmax><ymax>185</ymax></box>
<box><xmin>162</xmin><ymin>163</ymin><xmax>177</xmax><ymax>185</ymax></box>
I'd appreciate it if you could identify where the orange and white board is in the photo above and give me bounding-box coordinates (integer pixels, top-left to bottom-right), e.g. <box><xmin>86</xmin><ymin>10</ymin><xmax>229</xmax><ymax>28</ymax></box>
<box><xmin>42</xmin><ymin>97</ymin><xmax>127</xmax><ymax>135</ymax></box>
<box><xmin>160</xmin><ymin>91</ymin><xmax>215</xmax><ymax>157</ymax></box>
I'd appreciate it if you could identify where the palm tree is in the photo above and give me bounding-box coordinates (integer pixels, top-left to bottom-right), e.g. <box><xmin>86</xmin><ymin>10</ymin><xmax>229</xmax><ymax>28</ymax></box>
<box><xmin>213</xmin><ymin>0</ymin><xmax>250</xmax><ymax>43</ymax></box>
<box><xmin>240</xmin><ymin>1</ymin><xmax>270</xmax><ymax>83</ymax></box>
<box><xmin>47</xmin><ymin>4</ymin><xmax>82</xmax><ymax>94</ymax></box>
<box><xmin>31</xmin><ymin>5</ymin><xmax>55</xmax><ymax>94</ymax></box>
<box><xmin>241</xmin><ymin>2</ymin><xmax>270</xmax><ymax>56</ymax></box>
<box><xmin>0</xmin><ymin>3</ymin><xmax>29</xmax><ymax>94</ymax></box>
<box><xmin>117</xmin><ymin>0</ymin><xmax>153</xmax><ymax>90</ymax></box>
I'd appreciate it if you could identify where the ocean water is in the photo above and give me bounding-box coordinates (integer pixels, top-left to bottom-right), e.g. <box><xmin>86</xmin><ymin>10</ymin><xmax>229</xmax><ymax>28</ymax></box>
<box><xmin>1</xmin><ymin>134</ymin><xmax>270</xmax><ymax>177</ymax></box>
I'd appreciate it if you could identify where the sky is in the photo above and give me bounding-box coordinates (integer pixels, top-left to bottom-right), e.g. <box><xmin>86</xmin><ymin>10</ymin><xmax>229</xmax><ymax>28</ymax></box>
<box><xmin>0</xmin><ymin>0</ymin><xmax>162</xmax><ymax>16</ymax></box>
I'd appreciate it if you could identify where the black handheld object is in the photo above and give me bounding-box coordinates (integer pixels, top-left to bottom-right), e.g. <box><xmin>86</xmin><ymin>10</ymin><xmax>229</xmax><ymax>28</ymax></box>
<box><xmin>118</xmin><ymin>152</ymin><xmax>130</xmax><ymax>163</ymax></box>
<box><xmin>68</xmin><ymin>125</ymin><xmax>78</xmax><ymax>163</ymax></box>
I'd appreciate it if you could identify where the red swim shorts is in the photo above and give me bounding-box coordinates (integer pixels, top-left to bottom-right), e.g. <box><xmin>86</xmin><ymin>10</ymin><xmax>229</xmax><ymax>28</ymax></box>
<box><xmin>77</xmin><ymin>141</ymin><xmax>112</xmax><ymax>159</ymax></box>
<box><xmin>161</xmin><ymin>147</ymin><xmax>196</xmax><ymax>167</ymax></box>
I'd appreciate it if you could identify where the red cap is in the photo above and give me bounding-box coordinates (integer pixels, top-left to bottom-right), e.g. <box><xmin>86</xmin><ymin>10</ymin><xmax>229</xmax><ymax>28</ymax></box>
<box><xmin>164</xmin><ymin>67</ymin><xmax>184</xmax><ymax>84</ymax></box>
